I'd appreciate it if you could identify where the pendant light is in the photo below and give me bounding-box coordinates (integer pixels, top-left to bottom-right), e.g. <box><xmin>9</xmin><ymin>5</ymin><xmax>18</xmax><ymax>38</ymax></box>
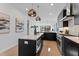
<box><xmin>35</xmin><ymin>5</ymin><xmax>41</xmax><ymax>21</ymax></box>
<box><xmin>28</xmin><ymin>3</ymin><xmax>37</xmax><ymax>17</ymax></box>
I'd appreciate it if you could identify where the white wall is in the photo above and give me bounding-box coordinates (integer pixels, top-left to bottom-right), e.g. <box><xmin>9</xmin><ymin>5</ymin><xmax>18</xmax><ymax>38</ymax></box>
<box><xmin>0</xmin><ymin>4</ymin><xmax>27</xmax><ymax>52</ymax></box>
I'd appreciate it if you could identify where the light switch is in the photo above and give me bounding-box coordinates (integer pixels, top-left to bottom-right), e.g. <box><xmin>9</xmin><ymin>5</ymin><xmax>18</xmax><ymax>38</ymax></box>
<box><xmin>24</xmin><ymin>41</ymin><xmax>28</xmax><ymax>44</ymax></box>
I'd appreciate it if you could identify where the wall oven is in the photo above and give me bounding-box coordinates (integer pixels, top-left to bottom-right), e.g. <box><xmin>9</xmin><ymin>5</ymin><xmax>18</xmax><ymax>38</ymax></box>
<box><xmin>56</xmin><ymin>34</ymin><xmax>63</xmax><ymax>54</ymax></box>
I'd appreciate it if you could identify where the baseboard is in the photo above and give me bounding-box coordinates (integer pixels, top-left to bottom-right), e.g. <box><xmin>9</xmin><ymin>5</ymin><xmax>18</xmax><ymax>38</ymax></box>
<box><xmin>0</xmin><ymin>44</ymin><xmax>17</xmax><ymax>53</ymax></box>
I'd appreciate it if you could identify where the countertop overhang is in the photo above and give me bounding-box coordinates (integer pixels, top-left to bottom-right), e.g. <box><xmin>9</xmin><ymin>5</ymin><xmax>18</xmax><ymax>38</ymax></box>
<box><xmin>19</xmin><ymin>33</ymin><xmax>43</xmax><ymax>40</ymax></box>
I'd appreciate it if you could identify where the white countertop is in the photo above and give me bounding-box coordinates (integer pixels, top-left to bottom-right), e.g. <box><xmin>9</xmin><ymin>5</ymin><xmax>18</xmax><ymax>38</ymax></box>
<box><xmin>45</xmin><ymin>31</ymin><xmax>57</xmax><ymax>33</ymax></box>
<box><xmin>38</xmin><ymin>31</ymin><xmax>57</xmax><ymax>33</ymax></box>
<box><xmin>19</xmin><ymin>33</ymin><xmax>43</xmax><ymax>40</ymax></box>
<box><xmin>64</xmin><ymin>36</ymin><xmax>79</xmax><ymax>44</ymax></box>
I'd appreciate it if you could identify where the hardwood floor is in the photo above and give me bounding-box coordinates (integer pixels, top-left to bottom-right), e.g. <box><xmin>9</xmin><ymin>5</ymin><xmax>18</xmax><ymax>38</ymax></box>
<box><xmin>0</xmin><ymin>46</ymin><xmax>18</xmax><ymax>56</ymax></box>
<box><xmin>0</xmin><ymin>40</ymin><xmax>61</xmax><ymax>56</ymax></box>
<box><xmin>40</xmin><ymin>40</ymin><xmax>61</xmax><ymax>56</ymax></box>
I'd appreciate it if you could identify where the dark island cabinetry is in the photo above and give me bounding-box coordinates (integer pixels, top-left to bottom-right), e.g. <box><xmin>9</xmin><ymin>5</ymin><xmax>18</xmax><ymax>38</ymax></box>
<box><xmin>19</xmin><ymin>39</ymin><xmax>36</xmax><ymax>56</ymax></box>
<box><xmin>18</xmin><ymin>34</ymin><xmax>43</xmax><ymax>56</ymax></box>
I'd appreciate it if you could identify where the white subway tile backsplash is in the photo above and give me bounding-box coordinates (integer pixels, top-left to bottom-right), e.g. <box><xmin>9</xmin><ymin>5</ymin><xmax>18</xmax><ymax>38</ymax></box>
<box><xmin>69</xmin><ymin>17</ymin><xmax>79</xmax><ymax>36</ymax></box>
<box><xmin>74</xmin><ymin>25</ymin><xmax>79</xmax><ymax>36</ymax></box>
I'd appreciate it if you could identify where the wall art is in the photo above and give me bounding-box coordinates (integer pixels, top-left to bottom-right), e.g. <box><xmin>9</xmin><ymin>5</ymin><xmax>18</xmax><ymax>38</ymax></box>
<box><xmin>0</xmin><ymin>12</ymin><xmax>10</xmax><ymax>34</ymax></box>
<box><xmin>15</xmin><ymin>17</ymin><xmax>24</xmax><ymax>32</ymax></box>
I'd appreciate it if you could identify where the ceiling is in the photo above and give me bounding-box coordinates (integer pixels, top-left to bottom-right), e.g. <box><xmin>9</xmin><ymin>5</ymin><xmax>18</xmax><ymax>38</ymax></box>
<box><xmin>9</xmin><ymin>3</ymin><xmax>67</xmax><ymax>24</ymax></box>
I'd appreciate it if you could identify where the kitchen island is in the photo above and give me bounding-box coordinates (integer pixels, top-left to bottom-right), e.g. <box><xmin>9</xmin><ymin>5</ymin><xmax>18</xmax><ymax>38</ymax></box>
<box><xmin>18</xmin><ymin>33</ymin><xmax>43</xmax><ymax>56</ymax></box>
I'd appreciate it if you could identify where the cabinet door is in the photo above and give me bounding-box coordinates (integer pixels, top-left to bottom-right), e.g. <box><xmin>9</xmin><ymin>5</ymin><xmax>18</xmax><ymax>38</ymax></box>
<box><xmin>19</xmin><ymin>39</ymin><xmax>36</xmax><ymax>56</ymax></box>
<box><xmin>43</xmin><ymin>33</ymin><xmax>56</xmax><ymax>41</ymax></box>
<box><xmin>63</xmin><ymin>37</ymin><xmax>78</xmax><ymax>56</ymax></box>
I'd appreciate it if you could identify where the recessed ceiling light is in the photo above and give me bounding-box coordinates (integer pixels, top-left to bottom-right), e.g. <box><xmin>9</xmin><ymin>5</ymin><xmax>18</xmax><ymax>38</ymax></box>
<box><xmin>50</xmin><ymin>3</ymin><xmax>54</xmax><ymax>6</ymax></box>
<box><xmin>26</xmin><ymin>8</ymin><xmax>28</xmax><ymax>11</ymax></box>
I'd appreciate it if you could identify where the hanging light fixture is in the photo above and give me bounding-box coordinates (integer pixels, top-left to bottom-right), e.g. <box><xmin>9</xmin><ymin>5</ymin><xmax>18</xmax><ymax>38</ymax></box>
<box><xmin>35</xmin><ymin>16</ymin><xmax>41</xmax><ymax>21</ymax></box>
<box><xmin>28</xmin><ymin>3</ymin><xmax>37</xmax><ymax>17</ymax></box>
<box><xmin>35</xmin><ymin>5</ymin><xmax>41</xmax><ymax>21</ymax></box>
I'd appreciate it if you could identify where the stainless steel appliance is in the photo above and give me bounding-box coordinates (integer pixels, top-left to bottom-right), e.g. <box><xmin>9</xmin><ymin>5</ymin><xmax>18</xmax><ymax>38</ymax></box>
<box><xmin>36</xmin><ymin>38</ymin><xmax>42</xmax><ymax>53</ymax></box>
<box><xmin>56</xmin><ymin>34</ymin><xmax>63</xmax><ymax>54</ymax></box>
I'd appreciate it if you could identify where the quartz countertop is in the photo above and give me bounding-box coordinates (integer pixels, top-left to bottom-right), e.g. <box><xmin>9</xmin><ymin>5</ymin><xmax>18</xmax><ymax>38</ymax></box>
<box><xmin>64</xmin><ymin>36</ymin><xmax>79</xmax><ymax>44</ymax></box>
<box><xmin>57</xmin><ymin>32</ymin><xmax>79</xmax><ymax>44</ymax></box>
<box><xmin>38</xmin><ymin>31</ymin><xmax>57</xmax><ymax>33</ymax></box>
<box><xmin>19</xmin><ymin>33</ymin><xmax>43</xmax><ymax>40</ymax></box>
<box><xmin>57</xmin><ymin>32</ymin><xmax>78</xmax><ymax>36</ymax></box>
